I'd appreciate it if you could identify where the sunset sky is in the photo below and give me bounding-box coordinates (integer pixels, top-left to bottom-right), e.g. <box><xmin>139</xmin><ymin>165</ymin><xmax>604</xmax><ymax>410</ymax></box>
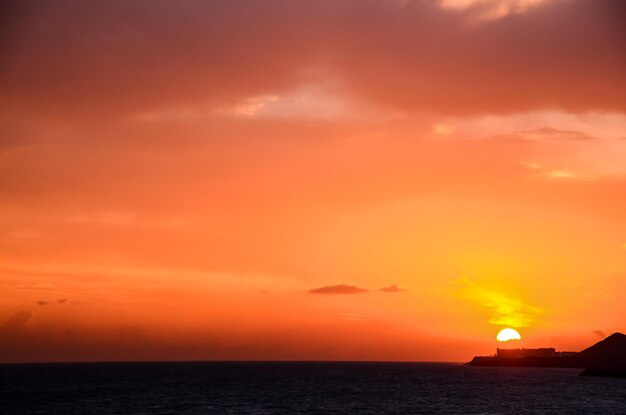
<box><xmin>1</xmin><ymin>0</ymin><xmax>625</xmax><ymax>362</ymax></box>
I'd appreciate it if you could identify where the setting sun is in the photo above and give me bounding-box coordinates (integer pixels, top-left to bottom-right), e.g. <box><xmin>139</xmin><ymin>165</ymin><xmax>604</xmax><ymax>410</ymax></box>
<box><xmin>497</xmin><ymin>328</ymin><xmax>522</xmax><ymax>342</ymax></box>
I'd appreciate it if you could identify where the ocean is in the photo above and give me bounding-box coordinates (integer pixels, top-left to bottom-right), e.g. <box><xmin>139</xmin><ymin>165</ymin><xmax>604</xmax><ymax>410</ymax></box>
<box><xmin>1</xmin><ymin>362</ymin><xmax>624</xmax><ymax>414</ymax></box>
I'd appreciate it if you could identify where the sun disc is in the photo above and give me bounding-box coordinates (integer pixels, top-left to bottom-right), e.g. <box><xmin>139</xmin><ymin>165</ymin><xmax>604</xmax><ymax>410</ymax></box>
<box><xmin>497</xmin><ymin>328</ymin><xmax>521</xmax><ymax>342</ymax></box>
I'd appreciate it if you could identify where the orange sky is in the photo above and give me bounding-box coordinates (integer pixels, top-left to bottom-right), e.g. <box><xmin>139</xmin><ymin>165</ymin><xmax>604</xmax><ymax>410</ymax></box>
<box><xmin>1</xmin><ymin>0</ymin><xmax>625</xmax><ymax>363</ymax></box>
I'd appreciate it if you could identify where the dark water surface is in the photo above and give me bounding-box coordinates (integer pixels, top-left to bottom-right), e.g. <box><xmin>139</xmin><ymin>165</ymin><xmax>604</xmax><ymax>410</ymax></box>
<box><xmin>1</xmin><ymin>362</ymin><xmax>625</xmax><ymax>414</ymax></box>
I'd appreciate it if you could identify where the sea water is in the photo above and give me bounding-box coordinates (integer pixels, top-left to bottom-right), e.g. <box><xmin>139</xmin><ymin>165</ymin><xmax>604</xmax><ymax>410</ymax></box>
<box><xmin>1</xmin><ymin>362</ymin><xmax>624</xmax><ymax>414</ymax></box>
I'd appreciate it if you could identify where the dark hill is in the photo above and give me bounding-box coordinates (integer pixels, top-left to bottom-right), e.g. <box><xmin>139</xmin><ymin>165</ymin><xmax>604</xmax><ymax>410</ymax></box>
<box><xmin>578</xmin><ymin>332</ymin><xmax>626</xmax><ymax>373</ymax></box>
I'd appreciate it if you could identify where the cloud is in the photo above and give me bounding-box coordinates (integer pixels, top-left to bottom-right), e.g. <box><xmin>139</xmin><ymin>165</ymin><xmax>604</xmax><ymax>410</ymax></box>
<box><xmin>36</xmin><ymin>300</ymin><xmax>49</xmax><ymax>306</ymax></box>
<box><xmin>520</xmin><ymin>162</ymin><xmax>542</xmax><ymax>170</ymax></box>
<box><xmin>543</xmin><ymin>169</ymin><xmax>579</xmax><ymax>180</ymax></box>
<box><xmin>334</xmin><ymin>312</ymin><xmax>365</xmax><ymax>321</ymax></box>
<box><xmin>434</xmin><ymin>111</ymin><xmax>626</xmax><ymax>142</ymax></box>
<box><xmin>134</xmin><ymin>85</ymin><xmax>370</xmax><ymax>122</ymax></box>
<box><xmin>32</xmin><ymin>282</ymin><xmax>56</xmax><ymax>290</ymax></box>
<box><xmin>309</xmin><ymin>285</ymin><xmax>369</xmax><ymax>295</ymax></box>
<box><xmin>593</xmin><ymin>330</ymin><xmax>606</xmax><ymax>339</ymax></box>
<box><xmin>432</xmin><ymin>124</ymin><xmax>454</xmax><ymax>136</ymax></box>
<box><xmin>1</xmin><ymin>0</ymin><xmax>624</xmax><ymax>119</ymax></box>
<box><xmin>379</xmin><ymin>285</ymin><xmax>406</xmax><ymax>293</ymax></box>
<box><xmin>515</xmin><ymin>127</ymin><xmax>594</xmax><ymax>141</ymax></box>
<box><xmin>231</xmin><ymin>95</ymin><xmax>280</xmax><ymax>117</ymax></box>
<box><xmin>57</xmin><ymin>298</ymin><xmax>67</xmax><ymax>304</ymax></box>
<box><xmin>434</xmin><ymin>111</ymin><xmax>626</xmax><ymax>178</ymax></box>
<box><xmin>481</xmin><ymin>293</ymin><xmax>543</xmax><ymax>327</ymax></box>
<box><xmin>220</xmin><ymin>87</ymin><xmax>362</xmax><ymax>120</ymax></box>
<box><xmin>12</xmin><ymin>282</ymin><xmax>57</xmax><ymax>291</ymax></box>
<box><xmin>438</xmin><ymin>0</ymin><xmax>551</xmax><ymax>20</ymax></box>
<box><xmin>455</xmin><ymin>276</ymin><xmax>542</xmax><ymax>328</ymax></box>
<box><xmin>0</xmin><ymin>310</ymin><xmax>34</xmax><ymax>333</ymax></box>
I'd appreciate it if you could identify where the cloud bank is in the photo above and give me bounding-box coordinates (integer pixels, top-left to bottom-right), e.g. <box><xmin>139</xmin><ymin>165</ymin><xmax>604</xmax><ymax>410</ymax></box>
<box><xmin>1</xmin><ymin>0</ymin><xmax>624</xmax><ymax>119</ymax></box>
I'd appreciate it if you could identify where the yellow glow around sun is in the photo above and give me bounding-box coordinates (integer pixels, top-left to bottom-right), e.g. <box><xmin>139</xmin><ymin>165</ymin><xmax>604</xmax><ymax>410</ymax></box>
<box><xmin>497</xmin><ymin>328</ymin><xmax>521</xmax><ymax>342</ymax></box>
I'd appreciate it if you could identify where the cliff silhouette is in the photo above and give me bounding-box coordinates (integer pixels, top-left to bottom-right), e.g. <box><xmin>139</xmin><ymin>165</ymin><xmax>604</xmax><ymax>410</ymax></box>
<box><xmin>468</xmin><ymin>332</ymin><xmax>626</xmax><ymax>377</ymax></box>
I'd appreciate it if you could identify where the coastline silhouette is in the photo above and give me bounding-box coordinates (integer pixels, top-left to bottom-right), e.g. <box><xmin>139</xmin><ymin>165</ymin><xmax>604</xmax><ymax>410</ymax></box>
<box><xmin>468</xmin><ymin>332</ymin><xmax>626</xmax><ymax>377</ymax></box>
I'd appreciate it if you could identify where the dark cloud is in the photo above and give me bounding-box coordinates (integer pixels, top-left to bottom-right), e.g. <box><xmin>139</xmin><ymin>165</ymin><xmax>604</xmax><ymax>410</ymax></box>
<box><xmin>57</xmin><ymin>298</ymin><xmax>67</xmax><ymax>304</ymax></box>
<box><xmin>309</xmin><ymin>285</ymin><xmax>368</xmax><ymax>295</ymax></box>
<box><xmin>593</xmin><ymin>330</ymin><xmax>606</xmax><ymax>339</ymax></box>
<box><xmin>379</xmin><ymin>285</ymin><xmax>406</xmax><ymax>293</ymax></box>
<box><xmin>36</xmin><ymin>300</ymin><xmax>49</xmax><ymax>306</ymax></box>
<box><xmin>1</xmin><ymin>0</ymin><xmax>624</xmax><ymax>119</ymax></box>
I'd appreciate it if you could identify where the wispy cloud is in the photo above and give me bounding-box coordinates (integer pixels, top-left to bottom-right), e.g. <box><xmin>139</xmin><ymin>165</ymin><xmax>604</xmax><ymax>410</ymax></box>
<box><xmin>454</xmin><ymin>276</ymin><xmax>542</xmax><ymax>328</ymax></box>
<box><xmin>433</xmin><ymin>111</ymin><xmax>626</xmax><ymax>177</ymax></box>
<box><xmin>334</xmin><ymin>312</ymin><xmax>366</xmax><ymax>321</ymax></box>
<box><xmin>543</xmin><ymin>169</ymin><xmax>579</xmax><ymax>180</ymax></box>
<box><xmin>309</xmin><ymin>285</ymin><xmax>369</xmax><ymax>295</ymax></box>
<box><xmin>438</xmin><ymin>0</ymin><xmax>551</xmax><ymax>20</ymax></box>
<box><xmin>432</xmin><ymin>124</ymin><xmax>454</xmax><ymax>136</ymax></box>
<box><xmin>12</xmin><ymin>282</ymin><xmax>57</xmax><ymax>291</ymax></box>
<box><xmin>134</xmin><ymin>86</ymin><xmax>369</xmax><ymax>123</ymax></box>
<box><xmin>522</xmin><ymin>163</ymin><xmax>584</xmax><ymax>181</ymax></box>
<box><xmin>515</xmin><ymin>127</ymin><xmax>594</xmax><ymax>142</ymax></box>
<box><xmin>230</xmin><ymin>95</ymin><xmax>280</xmax><ymax>117</ymax></box>
<box><xmin>520</xmin><ymin>162</ymin><xmax>542</xmax><ymax>170</ymax></box>
<box><xmin>0</xmin><ymin>311</ymin><xmax>34</xmax><ymax>333</ymax></box>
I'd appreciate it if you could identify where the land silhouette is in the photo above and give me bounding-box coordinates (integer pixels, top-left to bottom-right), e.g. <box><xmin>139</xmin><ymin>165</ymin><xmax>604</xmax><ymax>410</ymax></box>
<box><xmin>468</xmin><ymin>332</ymin><xmax>626</xmax><ymax>377</ymax></box>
